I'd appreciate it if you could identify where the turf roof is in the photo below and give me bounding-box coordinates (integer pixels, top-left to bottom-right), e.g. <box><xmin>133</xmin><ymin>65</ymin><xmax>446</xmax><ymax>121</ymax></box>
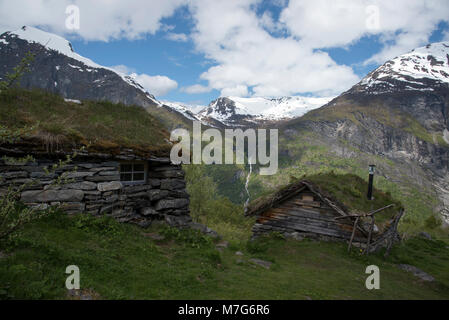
<box><xmin>0</xmin><ymin>88</ymin><xmax>172</xmax><ymax>157</ymax></box>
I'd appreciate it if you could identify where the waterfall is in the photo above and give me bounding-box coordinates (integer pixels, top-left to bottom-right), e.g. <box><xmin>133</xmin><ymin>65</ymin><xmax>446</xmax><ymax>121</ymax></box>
<box><xmin>244</xmin><ymin>160</ymin><xmax>253</xmax><ymax>212</ymax></box>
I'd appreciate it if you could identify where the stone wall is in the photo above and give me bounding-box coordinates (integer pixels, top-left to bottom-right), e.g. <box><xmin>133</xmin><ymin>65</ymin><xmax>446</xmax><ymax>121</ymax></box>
<box><xmin>0</xmin><ymin>157</ymin><xmax>193</xmax><ymax>228</ymax></box>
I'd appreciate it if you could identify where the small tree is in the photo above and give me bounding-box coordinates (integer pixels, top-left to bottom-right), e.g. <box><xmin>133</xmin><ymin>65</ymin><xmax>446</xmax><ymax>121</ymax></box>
<box><xmin>0</xmin><ymin>52</ymin><xmax>78</xmax><ymax>241</ymax></box>
<box><xmin>0</xmin><ymin>52</ymin><xmax>35</xmax><ymax>93</ymax></box>
<box><xmin>183</xmin><ymin>164</ymin><xmax>217</xmax><ymax>224</ymax></box>
<box><xmin>0</xmin><ymin>154</ymin><xmax>75</xmax><ymax>240</ymax></box>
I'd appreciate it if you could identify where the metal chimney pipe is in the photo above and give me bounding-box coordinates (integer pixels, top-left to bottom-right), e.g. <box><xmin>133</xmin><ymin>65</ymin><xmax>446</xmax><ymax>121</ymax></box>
<box><xmin>367</xmin><ymin>165</ymin><xmax>376</xmax><ymax>200</ymax></box>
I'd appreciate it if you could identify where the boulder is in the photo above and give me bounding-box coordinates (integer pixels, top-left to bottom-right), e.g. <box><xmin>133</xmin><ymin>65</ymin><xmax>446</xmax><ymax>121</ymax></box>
<box><xmin>88</xmin><ymin>167</ymin><xmax>116</xmax><ymax>172</ymax></box>
<box><xmin>189</xmin><ymin>222</ymin><xmax>219</xmax><ymax>238</ymax></box>
<box><xmin>77</xmin><ymin>163</ymin><xmax>101</xmax><ymax>169</ymax></box>
<box><xmin>30</xmin><ymin>172</ymin><xmax>57</xmax><ymax>179</ymax></box>
<box><xmin>101</xmin><ymin>162</ymin><xmax>119</xmax><ymax>167</ymax></box>
<box><xmin>21</xmin><ymin>189</ymin><xmax>84</xmax><ymax>203</ymax></box>
<box><xmin>86</xmin><ymin>175</ymin><xmax>120</xmax><ymax>182</ymax></box>
<box><xmin>216</xmin><ymin>241</ymin><xmax>229</xmax><ymax>250</ymax></box>
<box><xmin>169</xmin><ymin>190</ymin><xmax>190</xmax><ymax>199</ymax></box>
<box><xmin>127</xmin><ymin>191</ymin><xmax>148</xmax><ymax>199</ymax></box>
<box><xmin>99</xmin><ymin>171</ymin><xmax>120</xmax><ymax>176</ymax></box>
<box><xmin>147</xmin><ymin>189</ymin><xmax>169</xmax><ymax>201</ymax></box>
<box><xmin>398</xmin><ymin>264</ymin><xmax>435</xmax><ymax>282</ymax></box>
<box><xmin>0</xmin><ymin>171</ymin><xmax>28</xmax><ymax>179</ymax></box>
<box><xmin>419</xmin><ymin>232</ymin><xmax>432</xmax><ymax>240</ymax></box>
<box><xmin>97</xmin><ymin>181</ymin><xmax>122</xmax><ymax>192</ymax></box>
<box><xmin>160</xmin><ymin>179</ymin><xmax>186</xmax><ymax>190</ymax></box>
<box><xmin>64</xmin><ymin>181</ymin><xmax>97</xmax><ymax>191</ymax></box>
<box><xmin>140</xmin><ymin>207</ymin><xmax>158</xmax><ymax>216</ymax></box>
<box><xmin>155</xmin><ymin>199</ymin><xmax>189</xmax><ymax>211</ymax></box>
<box><xmin>60</xmin><ymin>202</ymin><xmax>86</xmax><ymax>212</ymax></box>
<box><xmin>143</xmin><ymin>233</ymin><xmax>165</xmax><ymax>241</ymax></box>
<box><xmin>62</xmin><ymin>171</ymin><xmax>95</xmax><ymax>179</ymax></box>
<box><xmin>250</xmin><ymin>258</ymin><xmax>272</xmax><ymax>270</ymax></box>
<box><xmin>123</xmin><ymin>184</ymin><xmax>152</xmax><ymax>194</ymax></box>
<box><xmin>149</xmin><ymin>179</ymin><xmax>161</xmax><ymax>187</ymax></box>
<box><xmin>165</xmin><ymin>215</ymin><xmax>192</xmax><ymax>227</ymax></box>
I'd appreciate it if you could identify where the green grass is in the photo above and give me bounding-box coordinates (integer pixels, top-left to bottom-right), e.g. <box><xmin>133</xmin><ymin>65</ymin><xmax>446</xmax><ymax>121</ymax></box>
<box><xmin>1</xmin><ymin>212</ymin><xmax>449</xmax><ymax>300</ymax></box>
<box><xmin>0</xmin><ymin>88</ymin><xmax>171</xmax><ymax>156</ymax></box>
<box><xmin>307</xmin><ymin>173</ymin><xmax>401</xmax><ymax>227</ymax></box>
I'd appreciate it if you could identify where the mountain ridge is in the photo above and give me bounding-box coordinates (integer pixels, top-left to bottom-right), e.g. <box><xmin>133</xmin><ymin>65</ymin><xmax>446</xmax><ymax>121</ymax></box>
<box><xmin>0</xmin><ymin>26</ymin><xmax>165</xmax><ymax>107</ymax></box>
<box><xmin>280</xmin><ymin>41</ymin><xmax>449</xmax><ymax>223</ymax></box>
<box><xmin>196</xmin><ymin>96</ymin><xmax>334</xmax><ymax>127</ymax></box>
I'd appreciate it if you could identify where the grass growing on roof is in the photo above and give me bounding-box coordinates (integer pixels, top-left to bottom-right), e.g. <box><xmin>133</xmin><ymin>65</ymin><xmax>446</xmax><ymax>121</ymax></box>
<box><xmin>247</xmin><ymin>172</ymin><xmax>403</xmax><ymax>233</ymax></box>
<box><xmin>306</xmin><ymin>173</ymin><xmax>403</xmax><ymax>222</ymax></box>
<box><xmin>0</xmin><ymin>88</ymin><xmax>171</xmax><ymax>155</ymax></box>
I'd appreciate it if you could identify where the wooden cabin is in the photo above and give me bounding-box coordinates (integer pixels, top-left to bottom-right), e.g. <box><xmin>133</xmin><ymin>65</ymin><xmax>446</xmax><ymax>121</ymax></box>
<box><xmin>245</xmin><ymin>179</ymin><xmax>403</xmax><ymax>253</ymax></box>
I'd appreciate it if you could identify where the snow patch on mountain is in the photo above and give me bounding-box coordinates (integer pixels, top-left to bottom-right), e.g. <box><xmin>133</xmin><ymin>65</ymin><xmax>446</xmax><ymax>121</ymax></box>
<box><xmin>444</xmin><ymin>129</ymin><xmax>449</xmax><ymax>145</ymax></box>
<box><xmin>5</xmin><ymin>26</ymin><xmax>160</xmax><ymax>105</ymax></box>
<box><xmin>160</xmin><ymin>101</ymin><xmax>204</xmax><ymax>121</ymax></box>
<box><xmin>197</xmin><ymin>96</ymin><xmax>334</xmax><ymax>126</ymax></box>
<box><xmin>360</xmin><ymin>42</ymin><xmax>449</xmax><ymax>94</ymax></box>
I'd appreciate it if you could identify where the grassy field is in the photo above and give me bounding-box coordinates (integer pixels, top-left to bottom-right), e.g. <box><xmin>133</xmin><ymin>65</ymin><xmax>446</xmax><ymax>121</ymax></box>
<box><xmin>1</xmin><ymin>212</ymin><xmax>448</xmax><ymax>300</ymax></box>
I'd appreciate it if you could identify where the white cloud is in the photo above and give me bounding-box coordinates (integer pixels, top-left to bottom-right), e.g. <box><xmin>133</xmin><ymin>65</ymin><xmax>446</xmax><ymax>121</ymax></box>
<box><xmin>110</xmin><ymin>64</ymin><xmax>136</xmax><ymax>75</ymax></box>
<box><xmin>181</xmin><ymin>84</ymin><xmax>211</xmax><ymax>94</ymax></box>
<box><xmin>280</xmin><ymin>0</ymin><xmax>449</xmax><ymax>64</ymax></box>
<box><xmin>166</xmin><ymin>32</ymin><xmax>189</xmax><ymax>42</ymax></box>
<box><xmin>221</xmin><ymin>85</ymin><xmax>249</xmax><ymax>97</ymax></box>
<box><xmin>188</xmin><ymin>0</ymin><xmax>360</xmax><ymax>97</ymax></box>
<box><xmin>131</xmin><ymin>73</ymin><xmax>178</xmax><ymax>97</ymax></box>
<box><xmin>0</xmin><ymin>0</ymin><xmax>188</xmax><ymax>41</ymax></box>
<box><xmin>184</xmin><ymin>0</ymin><xmax>449</xmax><ymax>98</ymax></box>
<box><xmin>111</xmin><ymin>65</ymin><xmax>178</xmax><ymax>97</ymax></box>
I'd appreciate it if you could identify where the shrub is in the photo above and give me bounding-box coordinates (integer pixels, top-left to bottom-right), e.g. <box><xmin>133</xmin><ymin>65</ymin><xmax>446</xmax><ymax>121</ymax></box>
<box><xmin>425</xmin><ymin>215</ymin><xmax>442</xmax><ymax>229</ymax></box>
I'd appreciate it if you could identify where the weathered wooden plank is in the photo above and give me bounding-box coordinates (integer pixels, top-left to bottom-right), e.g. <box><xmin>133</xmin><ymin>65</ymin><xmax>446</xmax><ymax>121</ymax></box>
<box><xmin>348</xmin><ymin>216</ymin><xmax>360</xmax><ymax>252</ymax></box>
<box><xmin>264</xmin><ymin>219</ymin><xmax>364</xmax><ymax>241</ymax></box>
<box><xmin>273</xmin><ymin>204</ymin><xmax>331</xmax><ymax>215</ymax></box>
<box><xmin>260</xmin><ymin>213</ymin><xmax>360</xmax><ymax>235</ymax></box>
<box><xmin>279</xmin><ymin>201</ymin><xmax>336</xmax><ymax>214</ymax></box>
<box><xmin>289</xmin><ymin>199</ymin><xmax>323</xmax><ymax>208</ymax></box>
<box><xmin>280</xmin><ymin>205</ymin><xmax>338</xmax><ymax>217</ymax></box>
<box><xmin>267</xmin><ymin>206</ymin><xmax>346</xmax><ymax>224</ymax></box>
<box><xmin>267</xmin><ymin>209</ymin><xmax>360</xmax><ymax>230</ymax></box>
<box><xmin>266</xmin><ymin>208</ymin><xmax>342</xmax><ymax>224</ymax></box>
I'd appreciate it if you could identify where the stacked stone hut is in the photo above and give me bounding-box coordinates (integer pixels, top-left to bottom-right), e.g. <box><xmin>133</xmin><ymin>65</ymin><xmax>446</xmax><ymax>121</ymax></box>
<box><xmin>245</xmin><ymin>177</ymin><xmax>404</xmax><ymax>253</ymax></box>
<box><xmin>0</xmin><ymin>142</ymin><xmax>194</xmax><ymax>228</ymax></box>
<box><xmin>0</xmin><ymin>90</ymin><xmax>199</xmax><ymax>230</ymax></box>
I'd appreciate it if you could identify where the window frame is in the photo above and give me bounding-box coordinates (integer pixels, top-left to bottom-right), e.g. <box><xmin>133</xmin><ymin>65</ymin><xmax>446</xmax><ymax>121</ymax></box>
<box><xmin>119</xmin><ymin>161</ymin><xmax>148</xmax><ymax>185</ymax></box>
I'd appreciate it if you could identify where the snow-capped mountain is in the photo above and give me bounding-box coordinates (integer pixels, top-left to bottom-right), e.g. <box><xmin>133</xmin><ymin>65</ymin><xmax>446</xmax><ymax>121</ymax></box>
<box><xmin>0</xmin><ymin>26</ymin><xmax>162</xmax><ymax>108</ymax></box>
<box><xmin>354</xmin><ymin>42</ymin><xmax>449</xmax><ymax>95</ymax></box>
<box><xmin>160</xmin><ymin>101</ymin><xmax>205</xmax><ymax>122</ymax></box>
<box><xmin>284</xmin><ymin>42</ymin><xmax>449</xmax><ymax>222</ymax></box>
<box><xmin>197</xmin><ymin>96</ymin><xmax>334</xmax><ymax>127</ymax></box>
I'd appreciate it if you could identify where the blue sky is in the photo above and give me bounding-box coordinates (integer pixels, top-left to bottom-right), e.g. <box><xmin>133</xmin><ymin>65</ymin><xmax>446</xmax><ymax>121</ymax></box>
<box><xmin>71</xmin><ymin>6</ymin><xmax>221</xmax><ymax>105</ymax></box>
<box><xmin>1</xmin><ymin>0</ymin><xmax>449</xmax><ymax>106</ymax></box>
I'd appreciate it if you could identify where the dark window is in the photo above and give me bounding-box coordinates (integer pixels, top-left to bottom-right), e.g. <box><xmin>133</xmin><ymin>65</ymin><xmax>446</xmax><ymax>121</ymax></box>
<box><xmin>133</xmin><ymin>172</ymin><xmax>145</xmax><ymax>181</ymax></box>
<box><xmin>121</xmin><ymin>164</ymin><xmax>133</xmax><ymax>172</ymax></box>
<box><xmin>120</xmin><ymin>163</ymin><xmax>146</xmax><ymax>183</ymax></box>
<box><xmin>133</xmin><ymin>164</ymin><xmax>145</xmax><ymax>172</ymax></box>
